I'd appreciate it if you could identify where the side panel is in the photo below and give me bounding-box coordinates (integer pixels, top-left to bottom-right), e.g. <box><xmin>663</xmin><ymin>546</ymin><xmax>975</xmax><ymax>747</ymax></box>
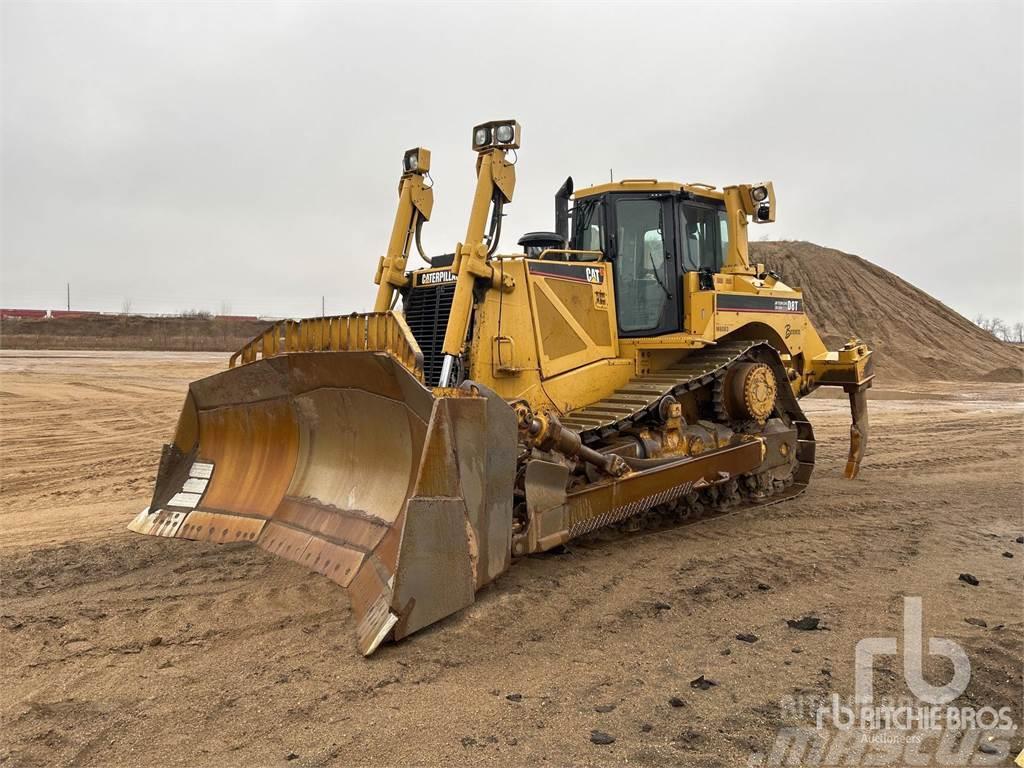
<box><xmin>468</xmin><ymin>260</ymin><xmax>630</xmax><ymax>414</ymax></box>
<box><xmin>525</xmin><ymin>260</ymin><xmax>617</xmax><ymax>378</ymax></box>
<box><xmin>683</xmin><ymin>272</ymin><xmax>715</xmax><ymax>336</ymax></box>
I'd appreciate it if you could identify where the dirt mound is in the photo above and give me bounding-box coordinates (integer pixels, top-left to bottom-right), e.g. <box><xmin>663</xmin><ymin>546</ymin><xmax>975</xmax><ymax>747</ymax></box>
<box><xmin>0</xmin><ymin>314</ymin><xmax>270</xmax><ymax>352</ymax></box>
<box><xmin>750</xmin><ymin>241</ymin><xmax>1023</xmax><ymax>383</ymax></box>
<box><xmin>980</xmin><ymin>366</ymin><xmax>1024</xmax><ymax>383</ymax></box>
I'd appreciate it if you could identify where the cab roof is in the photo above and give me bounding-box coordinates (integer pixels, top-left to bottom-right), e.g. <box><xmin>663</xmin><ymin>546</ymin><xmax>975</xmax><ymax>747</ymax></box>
<box><xmin>574</xmin><ymin>179</ymin><xmax>725</xmax><ymax>202</ymax></box>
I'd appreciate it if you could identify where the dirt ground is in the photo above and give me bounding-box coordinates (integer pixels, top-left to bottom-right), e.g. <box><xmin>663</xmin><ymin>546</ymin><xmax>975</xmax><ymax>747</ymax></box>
<box><xmin>1</xmin><ymin>350</ymin><xmax>1022</xmax><ymax>767</ymax></box>
<box><xmin>0</xmin><ymin>315</ymin><xmax>269</xmax><ymax>353</ymax></box>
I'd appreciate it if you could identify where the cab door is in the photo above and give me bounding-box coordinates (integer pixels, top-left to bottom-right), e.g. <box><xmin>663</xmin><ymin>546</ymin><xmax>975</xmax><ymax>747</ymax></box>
<box><xmin>607</xmin><ymin>195</ymin><xmax>681</xmax><ymax>337</ymax></box>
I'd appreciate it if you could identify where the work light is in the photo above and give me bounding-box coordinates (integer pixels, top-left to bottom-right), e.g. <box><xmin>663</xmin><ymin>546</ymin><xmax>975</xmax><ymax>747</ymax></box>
<box><xmin>471</xmin><ymin>120</ymin><xmax>521</xmax><ymax>151</ymax></box>
<box><xmin>751</xmin><ymin>185</ymin><xmax>769</xmax><ymax>203</ymax></box>
<box><xmin>473</xmin><ymin>126</ymin><xmax>491</xmax><ymax>149</ymax></box>
<box><xmin>403</xmin><ymin>147</ymin><xmax>430</xmax><ymax>175</ymax></box>
<box><xmin>495</xmin><ymin>123</ymin><xmax>515</xmax><ymax>144</ymax></box>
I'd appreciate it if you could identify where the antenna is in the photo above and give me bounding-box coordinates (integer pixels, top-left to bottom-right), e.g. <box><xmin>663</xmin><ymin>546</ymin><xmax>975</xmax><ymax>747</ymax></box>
<box><xmin>609</xmin><ymin>169</ymin><xmax>614</xmax><ymax>182</ymax></box>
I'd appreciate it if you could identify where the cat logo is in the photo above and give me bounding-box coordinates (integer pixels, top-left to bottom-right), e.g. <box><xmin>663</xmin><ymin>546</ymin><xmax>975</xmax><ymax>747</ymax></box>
<box><xmin>585</xmin><ymin>267</ymin><xmax>603</xmax><ymax>285</ymax></box>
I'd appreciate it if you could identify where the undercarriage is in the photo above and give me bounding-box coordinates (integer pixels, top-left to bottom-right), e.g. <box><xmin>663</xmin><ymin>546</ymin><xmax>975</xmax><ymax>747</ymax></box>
<box><xmin>510</xmin><ymin>341</ymin><xmax>815</xmax><ymax>555</ymax></box>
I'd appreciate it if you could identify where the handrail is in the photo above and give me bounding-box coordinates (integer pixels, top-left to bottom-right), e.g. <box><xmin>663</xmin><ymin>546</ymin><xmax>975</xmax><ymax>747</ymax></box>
<box><xmin>535</xmin><ymin>248</ymin><xmax>604</xmax><ymax>262</ymax></box>
<box><xmin>228</xmin><ymin>311</ymin><xmax>424</xmax><ymax>381</ymax></box>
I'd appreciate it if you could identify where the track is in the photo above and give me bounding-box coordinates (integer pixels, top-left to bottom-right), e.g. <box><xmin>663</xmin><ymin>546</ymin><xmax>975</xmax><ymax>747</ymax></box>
<box><xmin>559</xmin><ymin>341</ymin><xmax>816</xmax><ymax>533</ymax></box>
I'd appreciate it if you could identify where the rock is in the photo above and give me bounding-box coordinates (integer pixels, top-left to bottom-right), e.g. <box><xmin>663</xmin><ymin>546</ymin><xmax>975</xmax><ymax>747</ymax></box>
<box><xmin>671</xmin><ymin>728</ymin><xmax>705</xmax><ymax>750</ymax></box>
<box><xmin>119</xmin><ymin>644</ymin><xmax>143</xmax><ymax>654</ymax></box>
<box><xmin>594</xmin><ymin>704</ymin><xmax>616</xmax><ymax>713</ymax></box>
<box><xmin>786</xmin><ymin>616</ymin><xmax>822</xmax><ymax>631</ymax></box>
<box><xmin>1002</xmin><ymin>552</ymin><xmax>1014</xmax><ymax>559</ymax></box>
<box><xmin>460</xmin><ymin>737</ymin><xmax>477</xmax><ymax>748</ymax></box>
<box><xmin>668</xmin><ymin>696</ymin><xmax>686</xmax><ymax>708</ymax></box>
<box><xmin>1016</xmin><ymin>536</ymin><xmax>1023</xmax><ymax>544</ymax></box>
<box><xmin>148</xmin><ymin>636</ymin><xmax>163</xmax><ymax>647</ymax></box>
<box><xmin>63</xmin><ymin>639</ymin><xmax>94</xmax><ymax>654</ymax></box>
<box><xmin>958</xmin><ymin>573</ymin><xmax>980</xmax><ymax>586</ymax></box>
<box><xmin>590</xmin><ymin>730</ymin><xmax>615</xmax><ymax>745</ymax></box>
<box><xmin>506</xmin><ymin>693</ymin><xmax>523</xmax><ymax>702</ymax></box>
<box><xmin>653</xmin><ymin>601</ymin><xmax>672</xmax><ymax>611</ymax></box>
<box><xmin>506</xmin><ymin>738</ymin><xmax>518</xmax><ymax>746</ymax></box>
<box><xmin>965</xmin><ymin>617</ymin><xmax>988</xmax><ymax>628</ymax></box>
<box><xmin>978</xmin><ymin>743</ymin><xmax>999</xmax><ymax>755</ymax></box>
<box><xmin>736</xmin><ymin>633</ymin><xmax>758</xmax><ymax>643</ymax></box>
<box><xmin>689</xmin><ymin>675</ymin><xmax>717</xmax><ymax>690</ymax></box>
<box><xmin>792</xmin><ymin>648</ymin><xmax>802</xmax><ymax>654</ymax></box>
<box><xmin>640</xmin><ymin>723</ymin><xmax>653</xmax><ymax>733</ymax></box>
<box><xmin>720</xmin><ymin>648</ymin><xmax>732</xmax><ymax>656</ymax></box>
<box><xmin>285</xmin><ymin>751</ymin><xmax>299</xmax><ymax>761</ymax></box>
<box><xmin>157</xmin><ymin>660</ymin><xmax>173</xmax><ymax>669</ymax></box>
<box><xmin>485</xmin><ymin>736</ymin><xmax>498</xmax><ymax>744</ymax></box>
<box><xmin>756</xmin><ymin>583</ymin><xmax>771</xmax><ymax>591</ymax></box>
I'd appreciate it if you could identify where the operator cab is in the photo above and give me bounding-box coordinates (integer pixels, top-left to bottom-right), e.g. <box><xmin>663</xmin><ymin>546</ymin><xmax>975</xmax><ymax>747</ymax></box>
<box><xmin>568</xmin><ymin>181</ymin><xmax>730</xmax><ymax>337</ymax></box>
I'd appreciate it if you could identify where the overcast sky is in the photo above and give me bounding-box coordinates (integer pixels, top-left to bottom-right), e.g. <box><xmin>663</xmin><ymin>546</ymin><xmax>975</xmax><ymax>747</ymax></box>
<box><xmin>2</xmin><ymin>1</ymin><xmax>1021</xmax><ymax>324</ymax></box>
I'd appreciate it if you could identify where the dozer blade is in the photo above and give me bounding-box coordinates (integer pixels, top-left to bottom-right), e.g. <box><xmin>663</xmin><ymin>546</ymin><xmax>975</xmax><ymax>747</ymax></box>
<box><xmin>844</xmin><ymin>383</ymin><xmax>870</xmax><ymax>479</ymax></box>
<box><xmin>129</xmin><ymin>352</ymin><xmax>516</xmax><ymax>655</ymax></box>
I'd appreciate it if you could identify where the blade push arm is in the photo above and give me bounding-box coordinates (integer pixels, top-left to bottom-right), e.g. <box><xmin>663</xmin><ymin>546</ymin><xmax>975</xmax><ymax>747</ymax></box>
<box><xmin>373</xmin><ymin>148</ymin><xmax>434</xmax><ymax>312</ymax></box>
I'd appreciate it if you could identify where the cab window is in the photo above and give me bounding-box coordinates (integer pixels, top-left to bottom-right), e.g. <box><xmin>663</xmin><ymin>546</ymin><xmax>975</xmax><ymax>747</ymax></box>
<box><xmin>573</xmin><ymin>200</ymin><xmax>604</xmax><ymax>252</ymax></box>
<box><xmin>614</xmin><ymin>198</ymin><xmax>671</xmax><ymax>332</ymax></box>
<box><xmin>681</xmin><ymin>204</ymin><xmax>723</xmax><ymax>272</ymax></box>
<box><xmin>718</xmin><ymin>210</ymin><xmax>730</xmax><ymax>264</ymax></box>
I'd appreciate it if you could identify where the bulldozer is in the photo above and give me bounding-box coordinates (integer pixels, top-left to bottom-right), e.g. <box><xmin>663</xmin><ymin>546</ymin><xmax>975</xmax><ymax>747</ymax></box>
<box><xmin>130</xmin><ymin>119</ymin><xmax>873</xmax><ymax>655</ymax></box>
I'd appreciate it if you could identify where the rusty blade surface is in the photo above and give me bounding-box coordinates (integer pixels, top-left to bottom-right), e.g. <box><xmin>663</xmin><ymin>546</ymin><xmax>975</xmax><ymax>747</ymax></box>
<box><xmin>129</xmin><ymin>353</ymin><xmax>516</xmax><ymax>655</ymax></box>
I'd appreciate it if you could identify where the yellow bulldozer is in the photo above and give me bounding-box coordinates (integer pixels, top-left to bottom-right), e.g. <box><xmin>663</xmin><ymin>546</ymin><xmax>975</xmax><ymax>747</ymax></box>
<box><xmin>130</xmin><ymin>120</ymin><xmax>873</xmax><ymax>655</ymax></box>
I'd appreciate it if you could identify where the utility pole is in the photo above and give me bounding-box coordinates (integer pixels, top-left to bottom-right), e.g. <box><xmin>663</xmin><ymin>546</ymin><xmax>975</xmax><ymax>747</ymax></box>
<box><xmin>66</xmin><ymin>283</ymin><xmax>70</xmax><ymax>311</ymax></box>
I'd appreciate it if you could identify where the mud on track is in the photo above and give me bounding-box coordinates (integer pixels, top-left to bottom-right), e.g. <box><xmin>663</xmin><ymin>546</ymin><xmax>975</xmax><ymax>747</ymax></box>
<box><xmin>1</xmin><ymin>351</ymin><xmax>1022</xmax><ymax>766</ymax></box>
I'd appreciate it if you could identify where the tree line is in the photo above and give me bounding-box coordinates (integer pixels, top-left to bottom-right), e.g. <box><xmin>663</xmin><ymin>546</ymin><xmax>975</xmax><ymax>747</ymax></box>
<box><xmin>974</xmin><ymin>315</ymin><xmax>1024</xmax><ymax>343</ymax></box>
